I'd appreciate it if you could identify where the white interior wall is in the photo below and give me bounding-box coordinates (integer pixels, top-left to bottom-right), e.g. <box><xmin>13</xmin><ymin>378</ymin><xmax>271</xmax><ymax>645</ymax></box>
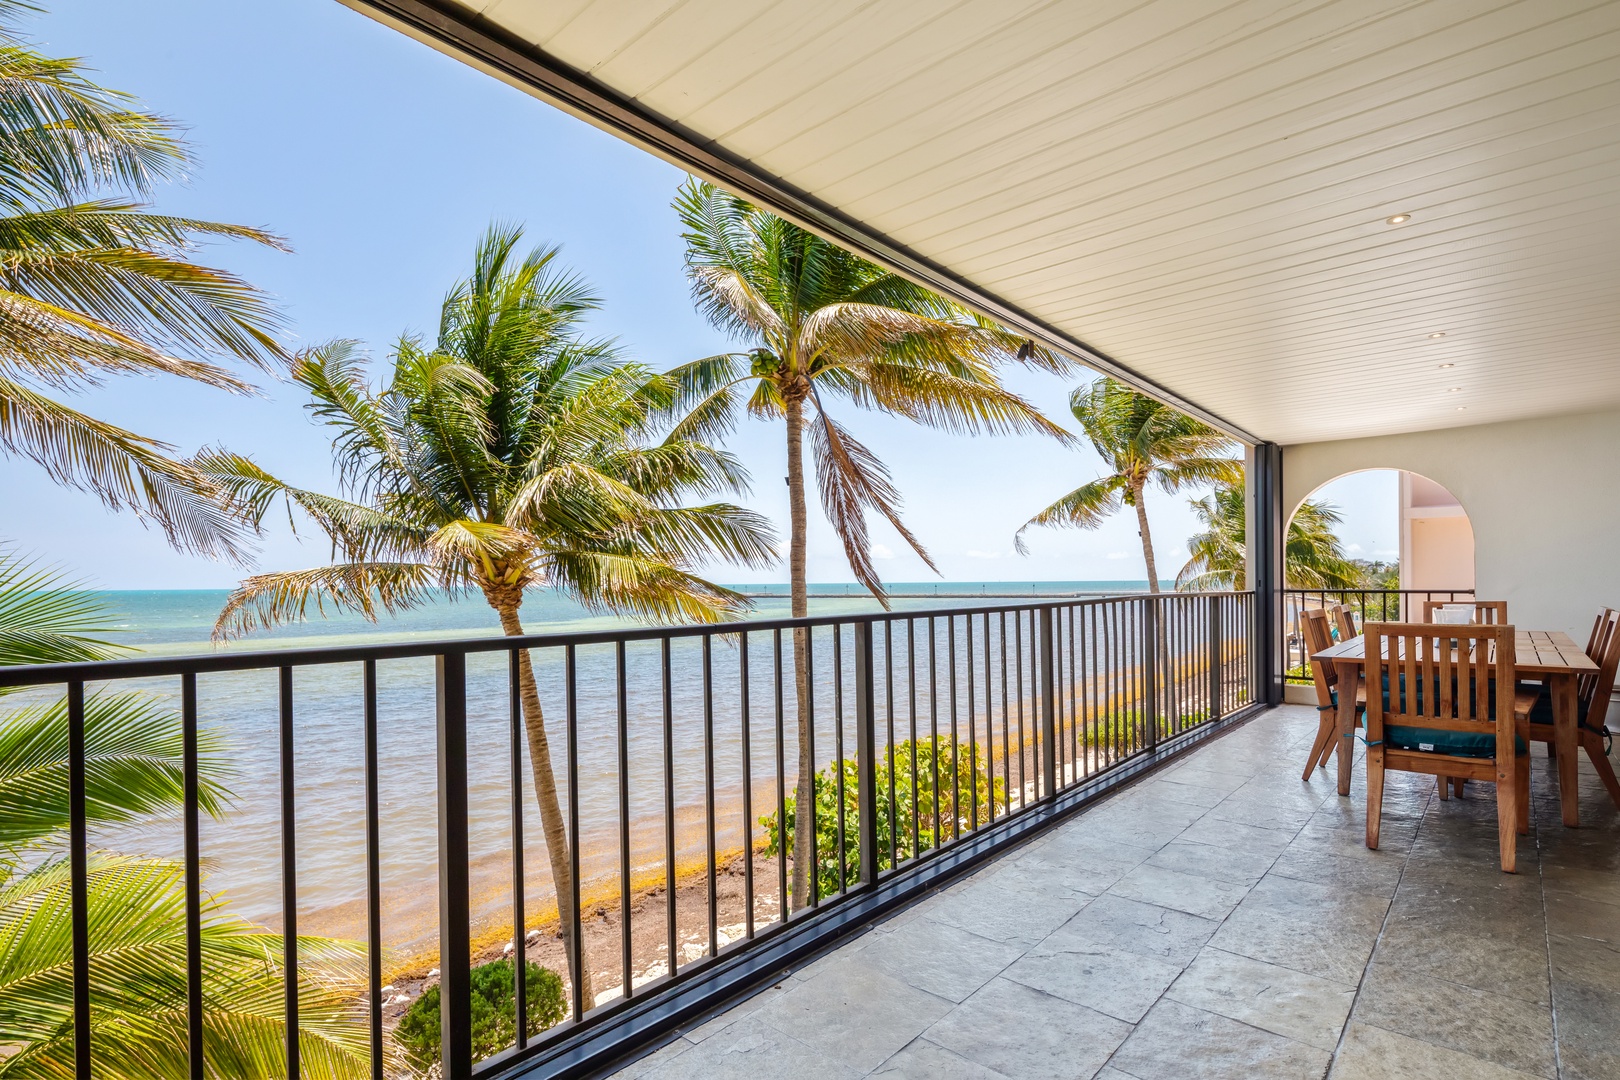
<box><xmin>1283</xmin><ymin>408</ymin><xmax>1620</xmax><ymax>640</ymax></box>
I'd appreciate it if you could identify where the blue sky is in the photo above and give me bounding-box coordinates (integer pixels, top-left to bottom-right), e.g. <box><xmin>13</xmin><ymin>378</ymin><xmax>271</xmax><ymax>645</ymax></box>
<box><xmin>4</xmin><ymin>0</ymin><xmax>1397</xmax><ymax>589</ymax></box>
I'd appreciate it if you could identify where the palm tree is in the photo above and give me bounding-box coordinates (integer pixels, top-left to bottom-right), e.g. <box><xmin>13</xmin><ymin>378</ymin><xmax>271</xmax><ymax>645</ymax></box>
<box><xmin>203</xmin><ymin>225</ymin><xmax>777</xmax><ymax>1005</ymax></box>
<box><xmin>0</xmin><ymin>8</ymin><xmax>287</xmax><ymax>560</ymax></box>
<box><xmin>0</xmin><ymin>548</ymin><xmax>379</xmax><ymax>1079</ymax></box>
<box><xmin>1017</xmin><ymin>377</ymin><xmax>1241</xmax><ymax>592</ymax></box>
<box><xmin>1176</xmin><ymin>482</ymin><xmax>1363</xmax><ymax>590</ymax></box>
<box><xmin>665</xmin><ymin>180</ymin><xmax>1074</xmax><ymax>909</ymax></box>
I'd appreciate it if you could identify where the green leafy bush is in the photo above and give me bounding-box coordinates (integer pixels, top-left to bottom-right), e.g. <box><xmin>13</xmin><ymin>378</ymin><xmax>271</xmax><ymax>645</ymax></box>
<box><xmin>760</xmin><ymin>737</ymin><xmax>1005</xmax><ymax>902</ymax></box>
<box><xmin>395</xmin><ymin>958</ymin><xmax>565</xmax><ymax>1070</ymax></box>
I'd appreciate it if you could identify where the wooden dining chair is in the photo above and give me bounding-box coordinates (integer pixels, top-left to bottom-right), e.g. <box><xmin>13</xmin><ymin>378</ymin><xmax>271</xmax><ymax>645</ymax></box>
<box><xmin>1329</xmin><ymin>603</ymin><xmax>1358</xmax><ymax>641</ymax></box>
<box><xmin>1419</xmin><ymin>598</ymin><xmax>1509</xmax><ymax>624</ymax></box>
<box><xmin>1524</xmin><ymin>607</ymin><xmax>1620</xmax><ymax>808</ymax></box>
<box><xmin>1301</xmin><ymin>608</ymin><xmax>1364</xmax><ymax>781</ymax></box>
<box><xmin>1363</xmin><ymin>621</ymin><xmax>1538</xmax><ymax>872</ymax></box>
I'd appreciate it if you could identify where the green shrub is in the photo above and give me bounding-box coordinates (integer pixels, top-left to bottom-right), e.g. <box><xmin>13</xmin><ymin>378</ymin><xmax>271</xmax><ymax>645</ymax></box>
<box><xmin>760</xmin><ymin>737</ymin><xmax>1005</xmax><ymax>902</ymax></box>
<box><xmin>395</xmin><ymin>958</ymin><xmax>565</xmax><ymax>1070</ymax></box>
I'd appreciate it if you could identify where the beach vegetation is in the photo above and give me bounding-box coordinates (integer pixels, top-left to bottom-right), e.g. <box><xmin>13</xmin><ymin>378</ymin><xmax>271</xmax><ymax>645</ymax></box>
<box><xmin>394</xmin><ymin>958</ymin><xmax>564</xmax><ymax>1072</ymax></box>
<box><xmin>759</xmin><ymin>737</ymin><xmax>1005</xmax><ymax>900</ymax></box>
<box><xmin>668</xmin><ymin>180</ymin><xmax>1072</xmax><ymax>909</ymax></box>
<box><xmin>1019</xmin><ymin>377</ymin><xmax>1241</xmax><ymax>592</ymax></box>
<box><xmin>203</xmin><ymin>224</ymin><xmax>778</xmax><ymax>1007</ymax></box>
<box><xmin>0</xmin><ymin>5</ymin><xmax>286</xmax><ymax>560</ymax></box>
<box><xmin>0</xmin><ymin>547</ymin><xmax>378</xmax><ymax>1079</ymax></box>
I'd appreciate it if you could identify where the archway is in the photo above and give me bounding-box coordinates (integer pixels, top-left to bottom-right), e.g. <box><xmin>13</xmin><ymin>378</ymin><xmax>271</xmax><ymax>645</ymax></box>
<box><xmin>1284</xmin><ymin>468</ymin><xmax>1476</xmax><ymax>680</ymax></box>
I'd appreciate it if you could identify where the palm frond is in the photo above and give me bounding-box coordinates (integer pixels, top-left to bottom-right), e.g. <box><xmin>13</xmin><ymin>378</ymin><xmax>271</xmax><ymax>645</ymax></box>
<box><xmin>0</xmin><ymin>690</ymin><xmax>230</xmax><ymax>846</ymax></box>
<box><xmin>808</xmin><ymin>406</ymin><xmax>936</xmax><ymax>606</ymax></box>
<box><xmin>0</xmin><ymin>375</ymin><xmax>255</xmax><ymax>561</ymax></box>
<box><xmin>1014</xmin><ymin>476</ymin><xmax>1125</xmax><ymax>555</ymax></box>
<box><xmin>0</xmin><ymin>855</ymin><xmax>382</xmax><ymax>1079</ymax></box>
<box><xmin>0</xmin><ymin>546</ymin><xmax>118</xmax><ymax>666</ymax></box>
<box><xmin>212</xmin><ymin>562</ymin><xmax>442</xmax><ymax>640</ymax></box>
<box><xmin>544</xmin><ymin>548</ymin><xmax>750</xmax><ymax>625</ymax></box>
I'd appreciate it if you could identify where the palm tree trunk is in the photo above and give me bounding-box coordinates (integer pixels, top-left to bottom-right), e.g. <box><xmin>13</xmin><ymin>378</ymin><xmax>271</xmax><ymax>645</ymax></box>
<box><xmin>1132</xmin><ymin>486</ymin><xmax>1160</xmax><ymax>593</ymax></box>
<box><xmin>490</xmin><ymin>595</ymin><xmax>594</xmax><ymax>1009</ymax></box>
<box><xmin>784</xmin><ymin>393</ymin><xmax>814</xmax><ymax>912</ymax></box>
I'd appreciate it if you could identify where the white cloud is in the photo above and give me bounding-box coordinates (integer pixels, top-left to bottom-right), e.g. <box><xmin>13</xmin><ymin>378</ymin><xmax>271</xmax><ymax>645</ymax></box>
<box><xmin>1105</xmin><ymin>551</ymin><xmax>1131</xmax><ymax>560</ymax></box>
<box><xmin>965</xmin><ymin>549</ymin><xmax>1006</xmax><ymax>560</ymax></box>
<box><xmin>871</xmin><ymin>543</ymin><xmax>895</xmax><ymax>560</ymax></box>
<box><xmin>1347</xmin><ymin>542</ymin><xmax>1364</xmax><ymax>554</ymax></box>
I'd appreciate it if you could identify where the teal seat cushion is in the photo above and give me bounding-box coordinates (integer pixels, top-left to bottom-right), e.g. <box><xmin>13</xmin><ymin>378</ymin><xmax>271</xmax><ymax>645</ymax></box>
<box><xmin>1520</xmin><ymin>684</ymin><xmax>1588</xmax><ymax>727</ymax></box>
<box><xmin>1385</xmin><ymin>725</ymin><xmax>1526</xmax><ymax>758</ymax></box>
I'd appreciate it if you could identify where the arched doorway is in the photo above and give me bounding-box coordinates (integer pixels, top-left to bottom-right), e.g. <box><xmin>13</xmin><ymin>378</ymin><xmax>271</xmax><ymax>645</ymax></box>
<box><xmin>1284</xmin><ymin>469</ymin><xmax>1476</xmax><ymax>682</ymax></box>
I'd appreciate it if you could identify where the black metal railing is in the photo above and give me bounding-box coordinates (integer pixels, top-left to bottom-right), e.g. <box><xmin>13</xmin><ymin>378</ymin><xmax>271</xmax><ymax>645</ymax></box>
<box><xmin>1283</xmin><ymin>588</ymin><xmax>1476</xmax><ymax>681</ymax></box>
<box><xmin>0</xmin><ymin>591</ymin><xmax>1258</xmax><ymax>1080</ymax></box>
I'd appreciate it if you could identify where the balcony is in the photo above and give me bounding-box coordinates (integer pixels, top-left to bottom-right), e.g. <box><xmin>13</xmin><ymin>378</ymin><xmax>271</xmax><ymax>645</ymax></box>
<box><xmin>611</xmin><ymin>703</ymin><xmax>1620</xmax><ymax>1080</ymax></box>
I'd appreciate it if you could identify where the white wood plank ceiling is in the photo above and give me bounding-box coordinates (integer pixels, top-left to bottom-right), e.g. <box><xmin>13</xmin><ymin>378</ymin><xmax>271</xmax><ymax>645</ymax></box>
<box><xmin>443</xmin><ymin>0</ymin><xmax>1620</xmax><ymax>444</ymax></box>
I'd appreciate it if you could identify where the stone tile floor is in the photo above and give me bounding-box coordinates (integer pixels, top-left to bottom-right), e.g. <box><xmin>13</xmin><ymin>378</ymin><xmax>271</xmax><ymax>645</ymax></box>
<box><xmin>607</xmin><ymin>705</ymin><xmax>1620</xmax><ymax>1080</ymax></box>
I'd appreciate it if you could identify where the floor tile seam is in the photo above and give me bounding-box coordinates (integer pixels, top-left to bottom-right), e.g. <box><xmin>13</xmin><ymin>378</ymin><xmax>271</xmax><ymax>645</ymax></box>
<box><xmin>1324</xmin><ymin>784</ymin><xmax>1430</xmax><ymax>1075</ymax></box>
<box><xmin>1533</xmin><ymin>794</ymin><xmax>1564</xmax><ymax>1080</ymax></box>
<box><xmin>858</xmin><ymin>1035</ymin><xmax>1016</xmax><ymax>1080</ymax></box>
<box><xmin>1102</xmin><ymin>994</ymin><xmax>1336</xmax><ymax>1074</ymax></box>
<box><xmin>744</xmin><ymin>1009</ymin><xmax>872</xmax><ymax>1075</ymax></box>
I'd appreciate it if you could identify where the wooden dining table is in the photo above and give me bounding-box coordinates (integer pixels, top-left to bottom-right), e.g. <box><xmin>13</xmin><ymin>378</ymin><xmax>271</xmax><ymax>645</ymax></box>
<box><xmin>1312</xmin><ymin>629</ymin><xmax>1600</xmax><ymax>826</ymax></box>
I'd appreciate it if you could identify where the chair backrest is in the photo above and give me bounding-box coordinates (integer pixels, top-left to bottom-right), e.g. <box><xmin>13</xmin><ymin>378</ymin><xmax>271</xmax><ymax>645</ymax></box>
<box><xmin>1329</xmin><ymin>604</ymin><xmax>1358</xmax><ymax>640</ymax></box>
<box><xmin>1419</xmin><ymin>599</ymin><xmax>1509</xmax><ymax>625</ymax></box>
<box><xmin>1362</xmin><ymin>622</ymin><xmax>1517</xmax><ymax>754</ymax></box>
<box><xmin>1579</xmin><ymin>607</ymin><xmax>1620</xmax><ymax>729</ymax></box>
<box><xmin>1300</xmin><ymin>608</ymin><xmax>1340</xmax><ymax>706</ymax></box>
<box><xmin>1583</xmin><ymin>607</ymin><xmax>1615</xmax><ymax>657</ymax></box>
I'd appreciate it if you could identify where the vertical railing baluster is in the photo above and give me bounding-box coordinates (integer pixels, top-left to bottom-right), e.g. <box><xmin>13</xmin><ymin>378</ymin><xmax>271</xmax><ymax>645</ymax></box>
<box><xmin>68</xmin><ymin>680</ymin><xmax>90</xmax><ymax>1080</ymax></box>
<box><xmin>966</xmin><ymin>614</ymin><xmax>977</xmax><ymax>833</ymax></box>
<box><xmin>661</xmin><ymin>638</ymin><xmax>678</xmax><ymax>973</ymax></box>
<box><xmin>740</xmin><ymin>631</ymin><xmax>754</xmax><ymax>939</ymax></box>
<box><xmin>833</xmin><ymin>624</ymin><xmax>846</xmax><ymax>892</ymax></box>
<box><xmin>855</xmin><ymin>620</ymin><xmax>879</xmax><ymax>887</ymax></box>
<box><xmin>182</xmin><ymin>673</ymin><xmax>204</xmax><ymax>1080</ymax></box>
<box><xmin>703</xmin><ymin>634</ymin><xmax>718</xmax><ymax>954</ymax></box>
<box><xmin>884</xmin><ymin>621</ymin><xmax>897</xmax><ymax>873</ymax></box>
<box><xmin>1039</xmin><ymin>607</ymin><xmax>1057</xmax><ymax>800</ymax></box>
<box><xmin>948</xmin><ymin>617</ymin><xmax>960</xmax><ymax>839</ymax></box>
<box><xmin>999</xmin><ymin>612</ymin><xmax>1009</xmax><ymax>822</ymax></box>
<box><xmin>565</xmin><ymin>645</ymin><xmax>583</xmax><ymax>1021</ymax></box>
<box><xmin>982</xmin><ymin>612</ymin><xmax>994</xmax><ymax>825</ymax></box>
<box><xmin>906</xmin><ymin>619</ymin><xmax>919</xmax><ymax>859</ymax></box>
<box><xmin>435</xmin><ymin>653</ymin><xmax>472</xmax><ymax>1078</ymax></box>
<box><xmin>279</xmin><ymin>666</ymin><xmax>301</xmax><ymax>1079</ymax></box>
<box><xmin>1209</xmin><ymin>597</ymin><xmax>1223</xmax><ymax>723</ymax></box>
<box><xmin>1145</xmin><ymin>597</ymin><xmax>1159</xmax><ymax>753</ymax></box>
<box><xmin>1014</xmin><ymin>612</ymin><xmax>1026</xmax><ymax>806</ymax></box>
<box><xmin>616</xmin><ymin>641</ymin><xmax>633</xmax><ymax>998</ymax></box>
<box><xmin>805</xmin><ymin>627</ymin><xmax>818</xmax><ymax>908</ymax></box>
<box><xmin>929</xmin><ymin>617</ymin><xmax>940</xmax><ymax>849</ymax></box>
<box><xmin>773</xmin><ymin>629</ymin><xmax>787</xmax><ymax>923</ymax></box>
<box><xmin>365</xmin><ymin>662</ymin><xmax>385</xmax><ymax>1074</ymax></box>
<box><xmin>506</xmin><ymin>653</ymin><xmax>527</xmax><ymax>1049</ymax></box>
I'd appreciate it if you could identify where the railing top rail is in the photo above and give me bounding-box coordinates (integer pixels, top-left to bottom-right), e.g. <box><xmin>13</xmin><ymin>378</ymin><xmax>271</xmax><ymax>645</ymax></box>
<box><xmin>1282</xmin><ymin>587</ymin><xmax>1475</xmax><ymax>595</ymax></box>
<box><xmin>0</xmin><ymin>590</ymin><xmax>1253</xmax><ymax>688</ymax></box>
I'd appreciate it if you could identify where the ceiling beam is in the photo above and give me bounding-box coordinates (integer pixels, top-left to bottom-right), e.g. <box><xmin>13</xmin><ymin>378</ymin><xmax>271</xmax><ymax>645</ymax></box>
<box><xmin>336</xmin><ymin>0</ymin><xmax>1260</xmax><ymax>444</ymax></box>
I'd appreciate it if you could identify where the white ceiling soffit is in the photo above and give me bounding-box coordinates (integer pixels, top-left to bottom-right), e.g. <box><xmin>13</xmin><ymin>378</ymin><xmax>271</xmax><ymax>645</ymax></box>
<box><xmin>351</xmin><ymin>0</ymin><xmax>1620</xmax><ymax>446</ymax></box>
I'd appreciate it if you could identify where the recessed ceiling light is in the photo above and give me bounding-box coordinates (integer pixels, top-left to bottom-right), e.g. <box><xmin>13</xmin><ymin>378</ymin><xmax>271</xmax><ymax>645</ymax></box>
<box><xmin>1456</xmin><ymin>406</ymin><xmax>1467</xmax><ymax>411</ymax></box>
<box><xmin>1438</xmin><ymin>363</ymin><xmax>1455</xmax><ymax>369</ymax></box>
<box><xmin>1448</xmin><ymin>387</ymin><xmax>1462</xmax><ymax>392</ymax></box>
<box><xmin>1428</xmin><ymin>332</ymin><xmax>1446</xmax><ymax>339</ymax></box>
<box><xmin>1386</xmin><ymin>213</ymin><xmax>1412</xmax><ymax>225</ymax></box>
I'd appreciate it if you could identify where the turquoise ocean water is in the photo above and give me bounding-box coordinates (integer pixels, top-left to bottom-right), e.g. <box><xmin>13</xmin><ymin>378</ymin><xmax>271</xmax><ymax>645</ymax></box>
<box><xmin>62</xmin><ymin>582</ymin><xmax>1156</xmax><ymax>959</ymax></box>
